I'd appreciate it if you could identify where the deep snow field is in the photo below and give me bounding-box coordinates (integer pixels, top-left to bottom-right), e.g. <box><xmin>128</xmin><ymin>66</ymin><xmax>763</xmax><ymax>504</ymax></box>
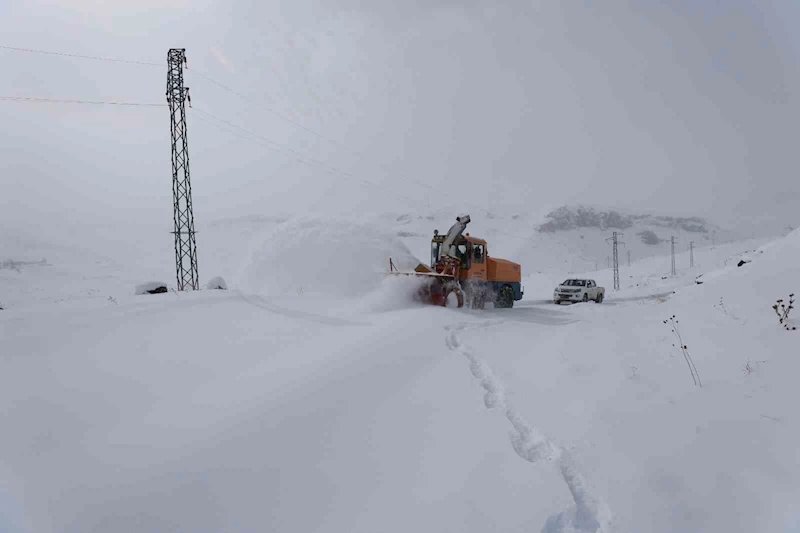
<box><xmin>1</xmin><ymin>214</ymin><xmax>799</xmax><ymax>533</ymax></box>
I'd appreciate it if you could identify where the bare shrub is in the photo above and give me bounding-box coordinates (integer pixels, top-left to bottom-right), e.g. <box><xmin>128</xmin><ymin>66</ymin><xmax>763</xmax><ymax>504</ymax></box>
<box><xmin>772</xmin><ymin>294</ymin><xmax>796</xmax><ymax>331</ymax></box>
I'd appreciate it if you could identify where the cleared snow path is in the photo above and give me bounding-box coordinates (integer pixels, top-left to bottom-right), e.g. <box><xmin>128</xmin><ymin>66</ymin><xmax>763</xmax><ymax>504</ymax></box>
<box><xmin>484</xmin><ymin>301</ymin><xmax>578</xmax><ymax>325</ymax></box>
<box><xmin>445</xmin><ymin>322</ymin><xmax>613</xmax><ymax>533</ymax></box>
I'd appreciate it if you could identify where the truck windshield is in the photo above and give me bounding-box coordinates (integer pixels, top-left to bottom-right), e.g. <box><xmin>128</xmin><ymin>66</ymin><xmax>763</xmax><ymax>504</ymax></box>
<box><xmin>457</xmin><ymin>244</ymin><xmax>469</xmax><ymax>269</ymax></box>
<box><xmin>562</xmin><ymin>279</ymin><xmax>586</xmax><ymax>286</ymax></box>
<box><xmin>430</xmin><ymin>242</ymin><xmax>440</xmax><ymax>268</ymax></box>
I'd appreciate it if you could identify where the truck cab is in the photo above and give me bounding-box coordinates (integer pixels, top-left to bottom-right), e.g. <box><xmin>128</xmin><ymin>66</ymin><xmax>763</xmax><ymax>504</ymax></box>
<box><xmin>430</xmin><ymin>234</ymin><xmax>486</xmax><ymax>280</ymax></box>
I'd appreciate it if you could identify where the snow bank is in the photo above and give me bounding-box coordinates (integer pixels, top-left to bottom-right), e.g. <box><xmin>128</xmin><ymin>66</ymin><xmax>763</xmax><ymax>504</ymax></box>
<box><xmin>683</xmin><ymin>225</ymin><xmax>799</xmax><ymax>308</ymax></box>
<box><xmin>134</xmin><ymin>281</ymin><xmax>168</xmax><ymax>295</ymax></box>
<box><xmin>237</xmin><ymin>216</ymin><xmax>422</xmax><ymax>300</ymax></box>
<box><xmin>204</xmin><ymin>276</ymin><xmax>228</xmax><ymax>290</ymax></box>
<box><xmin>457</xmin><ymin>228</ymin><xmax>800</xmax><ymax>532</ymax></box>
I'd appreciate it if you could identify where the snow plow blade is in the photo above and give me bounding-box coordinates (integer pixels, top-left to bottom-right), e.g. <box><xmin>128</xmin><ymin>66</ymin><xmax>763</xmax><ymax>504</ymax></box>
<box><xmin>387</xmin><ymin>258</ymin><xmax>464</xmax><ymax>308</ymax></box>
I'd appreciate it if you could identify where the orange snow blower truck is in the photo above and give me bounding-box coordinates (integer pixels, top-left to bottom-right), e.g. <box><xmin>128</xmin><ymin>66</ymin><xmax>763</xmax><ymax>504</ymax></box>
<box><xmin>389</xmin><ymin>215</ymin><xmax>523</xmax><ymax>309</ymax></box>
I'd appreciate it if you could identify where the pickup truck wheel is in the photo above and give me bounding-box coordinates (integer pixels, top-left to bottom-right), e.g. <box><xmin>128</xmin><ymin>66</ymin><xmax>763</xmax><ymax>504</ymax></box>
<box><xmin>582</xmin><ymin>293</ymin><xmax>589</xmax><ymax>303</ymax></box>
<box><xmin>595</xmin><ymin>293</ymin><xmax>604</xmax><ymax>303</ymax></box>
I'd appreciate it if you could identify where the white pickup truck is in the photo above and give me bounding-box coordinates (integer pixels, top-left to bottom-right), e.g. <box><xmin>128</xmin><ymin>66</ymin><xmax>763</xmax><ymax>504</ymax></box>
<box><xmin>553</xmin><ymin>279</ymin><xmax>605</xmax><ymax>304</ymax></box>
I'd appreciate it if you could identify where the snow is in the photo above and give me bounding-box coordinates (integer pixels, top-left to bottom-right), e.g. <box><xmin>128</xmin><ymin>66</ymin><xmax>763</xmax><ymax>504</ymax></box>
<box><xmin>204</xmin><ymin>276</ymin><xmax>228</xmax><ymax>290</ymax></box>
<box><xmin>446</xmin><ymin>323</ymin><xmax>612</xmax><ymax>532</ymax></box>
<box><xmin>1</xmin><ymin>215</ymin><xmax>799</xmax><ymax>533</ymax></box>
<box><xmin>236</xmin><ymin>215</ymin><xmax>423</xmax><ymax>303</ymax></box>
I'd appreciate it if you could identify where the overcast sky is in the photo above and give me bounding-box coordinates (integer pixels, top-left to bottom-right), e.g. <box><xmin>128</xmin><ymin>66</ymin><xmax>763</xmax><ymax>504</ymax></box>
<box><xmin>2</xmin><ymin>0</ymin><xmax>799</xmax><ymax>233</ymax></box>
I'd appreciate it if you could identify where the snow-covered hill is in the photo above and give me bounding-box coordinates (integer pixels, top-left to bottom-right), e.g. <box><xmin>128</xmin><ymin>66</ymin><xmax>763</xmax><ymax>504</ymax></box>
<box><xmin>1</xmin><ymin>212</ymin><xmax>799</xmax><ymax>533</ymax></box>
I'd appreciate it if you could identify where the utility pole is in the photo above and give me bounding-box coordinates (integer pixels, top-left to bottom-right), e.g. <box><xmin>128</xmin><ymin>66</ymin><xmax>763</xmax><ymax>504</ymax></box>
<box><xmin>689</xmin><ymin>241</ymin><xmax>695</xmax><ymax>268</ymax></box>
<box><xmin>607</xmin><ymin>256</ymin><xmax>610</xmax><ymax>269</ymax></box>
<box><xmin>627</xmin><ymin>250</ymin><xmax>631</xmax><ymax>267</ymax></box>
<box><xmin>670</xmin><ymin>236</ymin><xmax>676</xmax><ymax>276</ymax></box>
<box><xmin>166</xmin><ymin>48</ymin><xmax>199</xmax><ymax>291</ymax></box>
<box><xmin>606</xmin><ymin>231</ymin><xmax>625</xmax><ymax>291</ymax></box>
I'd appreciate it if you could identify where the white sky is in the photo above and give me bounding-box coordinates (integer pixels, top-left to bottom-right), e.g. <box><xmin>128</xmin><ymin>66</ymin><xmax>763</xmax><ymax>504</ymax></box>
<box><xmin>1</xmin><ymin>0</ymin><xmax>799</xmax><ymax>233</ymax></box>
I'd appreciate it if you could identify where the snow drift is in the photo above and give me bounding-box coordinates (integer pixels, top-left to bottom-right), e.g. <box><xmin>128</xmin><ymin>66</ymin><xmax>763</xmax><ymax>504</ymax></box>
<box><xmin>204</xmin><ymin>276</ymin><xmax>228</xmax><ymax>290</ymax></box>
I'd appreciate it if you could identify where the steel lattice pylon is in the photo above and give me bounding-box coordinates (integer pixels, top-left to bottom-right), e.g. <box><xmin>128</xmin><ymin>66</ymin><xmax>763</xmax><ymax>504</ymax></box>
<box><xmin>606</xmin><ymin>231</ymin><xmax>625</xmax><ymax>291</ymax></box>
<box><xmin>166</xmin><ymin>48</ymin><xmax>199</xmax><ymax>291</ymax></box>
<box><xmin>671</xmin><ymin>236</ymin><xmax>677</xmax><ymax>276</ymax></box>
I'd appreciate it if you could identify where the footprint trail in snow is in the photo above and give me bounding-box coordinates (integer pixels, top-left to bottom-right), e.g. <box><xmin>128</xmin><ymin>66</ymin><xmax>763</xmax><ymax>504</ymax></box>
<box><xmin>445</xmin><ymin>323</ymin><xmax>613</xmax><ymax>533</ymax></box>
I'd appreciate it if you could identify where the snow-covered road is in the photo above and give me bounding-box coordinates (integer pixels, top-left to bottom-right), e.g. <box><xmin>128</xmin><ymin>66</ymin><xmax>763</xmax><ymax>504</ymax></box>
<box><xmin>1</xmin><ymin>290</ymin><xmax>573</xmax><ymax>532</ymax></box>
<box><xmin>2</xmin><ymin>220</ymin><xmax>799</xmax><ymax>533</ymax></box>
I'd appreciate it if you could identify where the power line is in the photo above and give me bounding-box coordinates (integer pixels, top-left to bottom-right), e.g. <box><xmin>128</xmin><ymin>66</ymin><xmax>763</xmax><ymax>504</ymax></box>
<box><xmin>1</xmin><ymin>45</ymin><xmax>526</xmax><ymax>229</ymax></box>
<box><xmin>182</xmin><ymin>61</ymin><xmax>536</xmax><ymax>229</ymax></box>
<box><xmin>193</xmin><ymin>107</ymin><xmax>336</xmax><ymax>168</ymax></box>
<box><xmin>1</xmin><ymin>43</ymin><xmax>534</xmax><ymax>241</ymax></box>
<box><xmin>192</xmin><ymin>112</ymin><xmax>309</xmax><ymax>162</ymax></box>
<box><xmin>192</xmin><ymin>113</ymin><xmax>408</xmax><ymax>208</ymax></box>
<box><xmin>188</xmin><ymin>71</ymin><xmax>505</xmax><ymax>218</ymax></box>
<box><xmin>0</xmin><ymin>44</ymin><xmax>336</xmax><ymax>144</ymax></box>
<box><xmin>0</xmin><ymin>96</ymin><xmax>166</xmax><ymax>107</ymax></box>
<box><xmin>0</xmin><ymin>43</ymin><xmax>328</xmax><ymax>139</ymax></box>
<box><xmin>191</xmin><ymin>108</ymin><xmax>533</xmax><ymax>243</ymax></box>
<box><xmin>2</xmin><ymin>44</ymin><xmax>353</xmax><ymax>159</ymax></box>
<box><xmin>188</xmin><ymin>70</ymin><xmax>343</xmax><ymax>146</ymax></box>
<box><xmin>190</xmin><ymin>108</ymin><xmax>424</xmax><ymax>208</ymax></box>
<box><xmin>0</xmin><ymin>45</ymin><xmax>161</xmax><ymax>66</ymax></box>
<box><xmin>1</xmin><ymin>91</ymin><xmax>397</xmax><ymax>208</ymax></box>
<box><xmin>1</xmin><ymin>91</ymin><xmax>533</xmax><ymax>242</ymax></box>
<box><xmin>0</xmin><ymin>91</ymin><xmax>451</xmax><ymax>219</ymax></box>
<box><xmin>193</xmin><ymin>107</ymin><xmax>381</xmax><ymax>185</ymax></box>
<box><xmin>190</xmin><ymin>107</ymin><xmax>532</xmax><ymax>241</ymax></box>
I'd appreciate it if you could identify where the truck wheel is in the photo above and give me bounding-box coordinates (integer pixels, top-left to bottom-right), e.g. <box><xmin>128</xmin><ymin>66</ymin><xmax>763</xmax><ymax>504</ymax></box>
<box><xmin>471</xmin><ymin>290</ymin><xmax>486</xmax><ymax>310</ymax></box>
<box><xmin>444</xmin><ymin>287</ymin><xmax>464</xmax><ymax>308</ymax></box>
<box><xmin>595</xmin><ymin>292</ymin><xmax>603</xmax><ymax>303</ymax></box>
<box><xmin>582</xmin><ymin>293</ymin><xmax>589</xmax><ymax>303</ymax></box>
<box><xmin>496</xmin><ymin>286</ymin><xmax>514</xmax><ymax>309</ymax></box>
<box><xmin>463</xmin><ymin>285</ymin><xmax>485</xmax><ymax>310</ymax></box>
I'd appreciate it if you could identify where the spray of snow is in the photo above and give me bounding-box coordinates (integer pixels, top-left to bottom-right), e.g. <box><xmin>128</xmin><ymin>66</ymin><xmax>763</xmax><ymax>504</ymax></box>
<box><xmin>237</xmin><ymin>216</ymin><xmax>422</xmax><ymax>300</ymax></box>
<box><xmin>356</xmin><ymin>274</ymin><xmax>430</xmax><ymax>313</ymax></box>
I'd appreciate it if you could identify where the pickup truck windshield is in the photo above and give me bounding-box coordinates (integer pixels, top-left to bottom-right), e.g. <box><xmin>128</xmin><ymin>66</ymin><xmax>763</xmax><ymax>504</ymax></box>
<box><xmin>561</xmin><ymin>280</ymin><xmax>586</xmax><ymax>286</ymax></box>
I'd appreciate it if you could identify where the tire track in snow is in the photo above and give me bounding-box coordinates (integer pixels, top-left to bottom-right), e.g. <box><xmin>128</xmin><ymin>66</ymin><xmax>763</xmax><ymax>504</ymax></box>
<box><xmin>445</xmin><ymin>323</ymin><xmax>613</xmax><ymax>533</ymax></box>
